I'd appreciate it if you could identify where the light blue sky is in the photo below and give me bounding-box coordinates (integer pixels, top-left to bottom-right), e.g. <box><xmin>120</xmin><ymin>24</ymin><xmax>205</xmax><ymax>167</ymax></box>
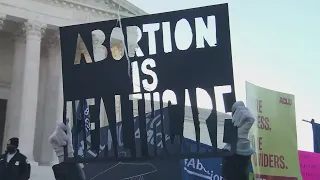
<box><xmin>127</xmin><ymin>0</ymin><xmax>320</xmax><ymax>151</ymax></box>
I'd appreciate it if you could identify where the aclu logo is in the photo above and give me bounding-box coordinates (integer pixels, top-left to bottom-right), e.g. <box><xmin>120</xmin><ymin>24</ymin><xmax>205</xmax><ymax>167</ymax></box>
<box><xmin>279</xmin><ymin>97</ymin><xmax>292</xmax><ymax>105</ymax></box>
<box><xmin>184</xmin><ymin>159</ymin><xmax>224</xmax><ymax>180</ymax></box>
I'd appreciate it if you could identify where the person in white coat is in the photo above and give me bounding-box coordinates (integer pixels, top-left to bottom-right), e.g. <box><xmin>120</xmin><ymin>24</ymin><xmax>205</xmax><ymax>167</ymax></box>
<box><xmin>49</xmin><ymin>119</ymin><xmax>85</xmax><ymax>180</ymax></box>
<box><xmin>222</xmin><ymin>101</ymin><xmax>255</xmax><ymax>180</ymax></box>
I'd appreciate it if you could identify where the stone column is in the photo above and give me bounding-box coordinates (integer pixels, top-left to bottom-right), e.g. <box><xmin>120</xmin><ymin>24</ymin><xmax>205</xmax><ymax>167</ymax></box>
<box><xmin>37</xmin><ymin>31</ymin><xmax>63</xmax><ymax>165</ymax></box>
<box><xmin>128</xmin><ymin>44</ymin><xmax>138</xmax><ymax>57</ymax></box>
<box><xmin>0</xmin><ymin>14</ymin><xmax>5</xmax><ymax>30</ymax></box>
<box><xmin>18</xmin><ymin>21</ymin><xmax>46</xmax><ymax>160</ymax></box>
<box><xmin>3</xmin><ymin>27</ymin><xmax>26</xmax><ymax>152</ymax></box>
<box><xmin>0</xmin><ymin>14</ymin><xmax>7</xmax><ymax>153</ymax></box>
<box><xmin>92</xmin><ymin>33</ymin><xmax>108</xmax><ymax>126</ymax></box>
<box><xmin>92</xmin><ymin>33</ymin><xmax>107</xmax><ymax>61</ymax></box>
<box><xmin>33</xmin><ymin>41</ymin><xmax>49</xmax><ymax>164</ymax></box>
<box><xmin>126</xmin><ymin>26</ymin><xmax>139</xmax><ymax>57</ymax></box>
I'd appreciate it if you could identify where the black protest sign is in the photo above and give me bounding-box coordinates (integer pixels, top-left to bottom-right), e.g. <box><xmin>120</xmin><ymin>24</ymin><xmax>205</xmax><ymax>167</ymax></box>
<box><xmin>59</xmin><ymin>3</ymin><xmax>237</xmax><ymax>163</ymax></box>
<box><xmin>84</xmin><ymin>160</ymin><xmax>182</xmax><ymax>180</ymax></box>
<box><xmin>82</xmin><ymin>108</ymin><xmax>182</xmax><ymax>180</ymax></box>
<box><xmin>76</xmin><ymin>108</ymin><xmax>178</xmax><ymax>159</ymax></box>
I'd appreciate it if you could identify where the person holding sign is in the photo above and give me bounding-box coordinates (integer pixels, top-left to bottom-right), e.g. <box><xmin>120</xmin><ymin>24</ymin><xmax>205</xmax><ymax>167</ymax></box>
<box><xmin>49</xmin><ymin>120</ymin><xmax>86</xmax><ymax>180</ymax></box>
<box><xmin>48</xmin><ymin>101</ymin><xmax>255</xmax><ymax>180</ymax></box>
<box><xmin>222</xmin><ymin>101</ymin><xmax>255</xmax><ymax>180</ymax></box>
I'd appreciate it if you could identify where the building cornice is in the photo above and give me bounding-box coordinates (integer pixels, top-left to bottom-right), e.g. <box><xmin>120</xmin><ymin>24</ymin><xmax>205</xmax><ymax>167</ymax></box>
<box><xmin>35</xmin><ymin>0</ymin><xmax>146</xmax><ymax>19</ymax></box>
<box><xmin>110</xmin><ymin>0</ymin><xmax>147</xmax><ymax>16</ymax></box>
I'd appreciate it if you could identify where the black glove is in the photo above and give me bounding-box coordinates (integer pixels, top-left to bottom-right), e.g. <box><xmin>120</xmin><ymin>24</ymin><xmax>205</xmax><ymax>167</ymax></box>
<box><xmin>52</xmin><ymin>163</ymin><xmax>86</xmax><ymax>180</ymax></box>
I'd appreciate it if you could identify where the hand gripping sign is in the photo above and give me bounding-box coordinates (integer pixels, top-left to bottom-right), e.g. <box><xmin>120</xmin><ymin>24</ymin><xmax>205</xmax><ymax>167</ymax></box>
<box><xmin>60</xmin><ymin>3</ymin><xmax>237</xmax><ymax>164</ymax></box>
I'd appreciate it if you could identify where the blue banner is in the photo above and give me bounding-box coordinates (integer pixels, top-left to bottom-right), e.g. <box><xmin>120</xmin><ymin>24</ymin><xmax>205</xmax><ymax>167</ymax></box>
<box><xmin>181</xmin><ymin>138</ymin><xmax>253</xmax><ymax>180</ymax></box>
<box><xmin>73</xmin><ymin>100</ymin><xmax>91</xmax><ymax>157</ymax></box>
<box><xmin>311</xmin><ymin>120</ymin><xmax>320</xmax><ymax>153</ymax></box>
<box><xmin>182</xmin><ymin>138</ymin><xmax>224</xmax><ymax>180</ymax></box>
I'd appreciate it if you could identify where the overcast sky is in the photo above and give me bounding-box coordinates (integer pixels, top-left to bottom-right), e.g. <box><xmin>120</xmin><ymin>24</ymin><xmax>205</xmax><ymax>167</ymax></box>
<box><xmin>127</xmin><ymin>0</ymin><xmax>320</xmax><ymax>151</ymax></box>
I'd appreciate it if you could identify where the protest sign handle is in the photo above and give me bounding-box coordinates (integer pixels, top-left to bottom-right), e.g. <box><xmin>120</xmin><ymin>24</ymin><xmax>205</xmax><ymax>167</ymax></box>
<box><xmin>302</xmin><ymin>119</ymin><xmax>315</xmax><ymax>124</ymax></box>
<box><xmin>63</xmin><ymin>100</ymin><xmax>68</xmax><ymax>163</ymax></box>
<box><xmin>223</xmin><ymin>92</ymin><xmax>236</xmax><ymax>113</ymax></box>
<box><xmin>302</xmin><ymin>119</ymin><xmax>311</xmax><ymax>123</ymax></box>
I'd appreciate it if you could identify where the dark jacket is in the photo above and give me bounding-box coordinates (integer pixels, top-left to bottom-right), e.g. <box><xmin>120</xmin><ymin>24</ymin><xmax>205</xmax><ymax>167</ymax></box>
<box><xmin>52</xmin><ymin>163</ymin><xmax>86</xmax><ymax>180</ymax></box>
<box><xmin>0</xmin><ymin>150</ymin><xmax>31</xmax><ymax>180</ymax></box>
<box><xmin>221</xmin><ymin>151</ymin><xmax>251</xmax><ymax>180</ymax></box>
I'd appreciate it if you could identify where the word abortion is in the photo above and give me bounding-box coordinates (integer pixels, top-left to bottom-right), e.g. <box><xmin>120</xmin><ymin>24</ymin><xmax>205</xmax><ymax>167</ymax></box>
<box><xmin>74</xmin><ymin>16</ymin><xmax>217</xmax><ymax>93</ymax></box>
<box><xmin>75</xmin><ymin>15</ymin><xmax>217</xmax><ymax>63</ymax></box>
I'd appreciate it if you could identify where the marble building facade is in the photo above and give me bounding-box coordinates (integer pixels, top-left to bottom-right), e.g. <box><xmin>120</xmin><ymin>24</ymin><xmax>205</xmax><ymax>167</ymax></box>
<box><xmin>0</xmin><ymin>0</ymin><xmax>145</xmax><ymax>167</ymax></box>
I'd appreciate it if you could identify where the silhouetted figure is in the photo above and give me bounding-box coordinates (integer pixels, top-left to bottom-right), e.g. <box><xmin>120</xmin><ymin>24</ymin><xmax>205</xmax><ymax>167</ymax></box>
<box><xmin>222</xmin><ymin>101</ymin><xmax>255</xmax><ymax>180</ymax></box>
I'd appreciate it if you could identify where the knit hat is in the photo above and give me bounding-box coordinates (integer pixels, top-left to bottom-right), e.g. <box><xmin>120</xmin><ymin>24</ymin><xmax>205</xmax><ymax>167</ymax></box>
<box><xmin>8</xmin><ymin>137</ymin><xmax>19</xmax><ymax>148</ymax></box>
